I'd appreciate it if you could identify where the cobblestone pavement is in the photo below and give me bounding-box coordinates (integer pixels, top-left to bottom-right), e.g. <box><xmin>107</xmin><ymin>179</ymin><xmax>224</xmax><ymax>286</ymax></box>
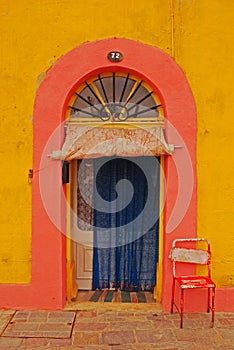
<box><xmin>0</xmin><ymin>308</ymin><xmax>233</xmax><ymax>349</ymax></box>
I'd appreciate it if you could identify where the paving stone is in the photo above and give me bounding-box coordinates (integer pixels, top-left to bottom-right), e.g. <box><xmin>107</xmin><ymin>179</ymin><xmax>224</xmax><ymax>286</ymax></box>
<box><xmin>73</xmin><ymin>331</ymin><xmax>100</xmax><ymax>345</ymax></box>
<box><xmin>75</xmin><ymin>317</ymin><xmax>114</xmax><ymax>324</ymax></box>
<box><xmin>0</xmin><ymin>311</ymin><xmax>15</xmax><ymax>317</ymax></box>
<box><xmin>59</xmin><ymin>347</ymin><xmax>86</xmax><ymax>350</ymax></box>
<box><xmin>185</xmin><ymin>312</ymin><xmax>207</xmax><ymax>319</ymax></box>
<box><xmin>85</xmin><ymin>346</ymin><xmax>112</xmax><ymax>350</ymax></box>
<box><xmin>28</xmin><ymin>312</ymin><xmax>48</xmax><ymax>322</ymax></box>
<box><xmin>49</xmin><ymin>337</ymin><xmax>72</xmax><ymax>346</ymax></box>
<box><xmin>96</xmin><ymin>316</ymin><xmax>127</xmax><ymax>322</ymax></box>
<box><xmin>220</xmin><ymin>313</ymin><xmax>234</xmax><ymax>318</ymax></box>
<box><xmin>49</xmin><ymin>311</ymin><xmax>73</xmax><ymax>317</ymax></box>
<box><xmin>25</xmin><ymin>337</ymin><xmax>49</xmax><ymax>347</ymax></box>
<box><xmin>28</xmin><ymin>347</ymin><xmax>57</xmax><ymax>350</ymax></box>
<box><xmin>219</xmin><ymin>329</ymin><xmax>234</xmax><ymax>342</ymax></box>
<box><xmin>0</xmin><ymin>313</ymin><xmax>14</xmax><ymax>335</ymax></box>
<box><xmin>0</xmin><ymin>310</ymin><xmax>234</xmax><ymax>349</ymax></box>
<box><xmin>111</xmin><ymin>320</ymin><xmax>153</xmax><ymax>330</ymax></box>
<box><xmin>11</xmin><ymin>323</ymin><xmax>39</xmax><ymax>331</ymax></box>
<box><xmin>112</xmin><ymin>345</ymin><xmax>146</xmax><ymax>350</ymax></box>
<box><xmin>13</xmin><ymin>312</ymin><xmax>29</xmax><ymax>318</ymax></box>
<box><xmin>184</xmin><ymin>347</ymin><xmax>212</xmax><ymax>350</ymax></box>
<box><xmin>0</xmin><ymin>336</ymin><xmax>24</xmax><ymax>348</ymax></box>
<box><xmin>48</xmin><ymin>311</ymin><xmax>75</xmax><ymax>322</ymax></box>
<box><xmin>111</xmin><ymin>346</ymin><xmax>135</xmax><ymax>350</ymax></box>
<box><xmin>2</xmin><ymin>311</ymin><xmax>75</xmax><ymax>339</ymax></box>
<box><xmin>102</xmin><ymin>331</ymin><xmax>135</xmax><ymax>345</ymax></box>
<box><xmin>146</xmin><ymin>313</ymin><xmax>165</xmax><ymax>320</ymax></box>
<box><xmin>173</xmin><ymin>328</ymin><xmax>218</xmax><ymax>342</ymax></box>
<box><xmin>38</xmin><ymin>323</ymin><xmax>71</xmax><ymax>331</ymax></box>
<box><xmin>217</xmin><ymin>317</ymin><xmax>234</xmax><ymax>326</ymax></box>
<box><xmin>87</xmin><ymin>347</ymin><xmax>117</xmax><ymax>350</ymax></box>
<box><xmin>76</xmin><ymin>311</ymin><xmax>97</xmax><ymax>318</ymax></box>
<box><xmin>101</xmin><ymin>314</ymin><xmax>146</xmax><ymax>322</ymax></box>
<box><xmin>29</xmin><ymin>311</ymin><xmax>48</xmax><ymax>316</ymax></box>
<box><xmin>136</xmin><ymin>329</ymin><xmax>176</xmax><ymax>343</ymax></box>
<box><xmin>43</xmin><ymin>331</ymin><xmax>72</xmax><ymax>338</ymax></box>
<box><xmin>74</xmin><ymin>322</ymin><xmax>108</xmax><ymax>331</ymax></box>
<box><xmin>172</xmin><ymin>317</ymin><xmax>212</xmax><ymax>329</ymax></box>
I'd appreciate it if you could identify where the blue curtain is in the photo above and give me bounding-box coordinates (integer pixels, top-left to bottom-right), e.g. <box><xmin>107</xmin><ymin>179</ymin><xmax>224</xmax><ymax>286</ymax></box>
<box><xmin>92</xmin><ymin>156</ymin><xmax>160</xmax><ymax>292</ymax></box>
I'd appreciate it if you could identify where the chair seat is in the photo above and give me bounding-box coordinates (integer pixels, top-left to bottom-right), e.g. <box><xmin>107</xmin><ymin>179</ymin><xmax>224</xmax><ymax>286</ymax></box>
<box><xmin>176</xmin><ymin>276</ymin><xmax>216</xmax><ymax>289</ymax></box>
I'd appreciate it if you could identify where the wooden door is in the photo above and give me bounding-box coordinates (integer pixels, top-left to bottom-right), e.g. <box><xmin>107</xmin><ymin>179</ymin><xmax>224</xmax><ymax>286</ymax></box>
<box><xmin>72</xmin><ymin>160</ymin><xmax>94</xmax><ymax>290</ymax></box>
<box><xmin>75</xmin><ymin>242</ymin><xmax>93</xmax><ymax>289</ymax></box>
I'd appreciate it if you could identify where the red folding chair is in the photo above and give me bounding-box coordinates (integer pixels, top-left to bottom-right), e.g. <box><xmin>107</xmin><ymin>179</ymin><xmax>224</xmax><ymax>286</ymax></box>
<box><xmin>169</xmin><ymin>238</ymin><xmax>216</xmax><ymax>328</ymax></box>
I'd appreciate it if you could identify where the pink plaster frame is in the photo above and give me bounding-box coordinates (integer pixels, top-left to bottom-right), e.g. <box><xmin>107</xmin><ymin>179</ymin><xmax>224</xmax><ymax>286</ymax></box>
<box><xmin>0</xmin><ymin>38</ymin><xmax>200</xmax><ymax>310</ymax></box>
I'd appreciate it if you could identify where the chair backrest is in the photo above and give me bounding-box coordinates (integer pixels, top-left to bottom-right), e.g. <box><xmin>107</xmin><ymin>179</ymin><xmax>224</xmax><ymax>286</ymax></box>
<box><xmin>169</xmin><ymin>238</ymin><xmax>211</xmax><ymax>277</ymax></box>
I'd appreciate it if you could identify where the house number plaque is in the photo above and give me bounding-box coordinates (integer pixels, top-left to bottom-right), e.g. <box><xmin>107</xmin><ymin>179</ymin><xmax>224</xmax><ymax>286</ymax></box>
<box><xmin>107</xmin><ymin>51</ymin><xmax>123</xmax><ymax>62</ymax></box>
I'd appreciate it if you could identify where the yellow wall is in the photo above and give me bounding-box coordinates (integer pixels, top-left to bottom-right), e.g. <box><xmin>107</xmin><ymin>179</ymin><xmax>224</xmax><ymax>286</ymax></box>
<box><xmin>172</xmin><ymin>0</ymin><xmax>234</xmax><ymax>287</ymax></box>
<box><xmin>0</xmin><ymin>0</ymin><xmax>233</xmax><ymax>287</ymax></box>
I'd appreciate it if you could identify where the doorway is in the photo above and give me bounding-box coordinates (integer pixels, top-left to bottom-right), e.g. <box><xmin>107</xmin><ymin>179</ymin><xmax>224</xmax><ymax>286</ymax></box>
<box><xmin>26</xmin><ymin>38</ymin><xmax>197</xmax><ymax>311</ymax></box>
<box><xmin>73</xmin><ymin>156</ymin><xmax>160</xmax><ymax>294</ymax></box>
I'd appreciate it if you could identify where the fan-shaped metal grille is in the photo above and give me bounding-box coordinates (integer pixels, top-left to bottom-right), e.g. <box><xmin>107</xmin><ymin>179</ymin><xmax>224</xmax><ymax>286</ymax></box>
<box><xmin>68</xmin><ymin>72</ymin><xmax>163</xmax><ymax>123</ymax></box>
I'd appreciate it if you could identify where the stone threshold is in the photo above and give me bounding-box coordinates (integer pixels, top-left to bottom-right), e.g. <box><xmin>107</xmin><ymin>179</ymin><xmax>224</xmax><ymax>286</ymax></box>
<box><xmin>64</xmin><ymin>301</ymin><xmax>162</xmax><ymax>312</ymax></box>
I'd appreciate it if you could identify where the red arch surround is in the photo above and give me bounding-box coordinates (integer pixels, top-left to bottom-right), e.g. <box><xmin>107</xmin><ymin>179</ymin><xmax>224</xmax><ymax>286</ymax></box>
<box><xmin>0</xmin><ymin>38</ymin><xmax>197</xmax><ymax>310</ymax></box>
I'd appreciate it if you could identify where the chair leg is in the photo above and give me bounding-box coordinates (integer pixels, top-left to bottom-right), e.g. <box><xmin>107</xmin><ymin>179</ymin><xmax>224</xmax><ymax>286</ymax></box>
<box><xmin>210</xmin><ymin>287</ymin><xmax>215</xmax><ymax>328</ymax></box>
<box><xmin>207</xmin><ymin>287</ymin><xmax>210</xmax><ymax>312</ymax></box>
<box><xmin>171</xmin><ymin>278</ymin><xmax>175</xmax><ymax>313</ymax></box>
<box><xmin>180</xmin><ymin>288</ymin><xmax>184</xmax><ymax>328</ymax></box>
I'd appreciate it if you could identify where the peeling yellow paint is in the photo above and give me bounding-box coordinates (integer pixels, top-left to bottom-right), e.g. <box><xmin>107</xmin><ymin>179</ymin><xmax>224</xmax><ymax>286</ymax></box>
<box><xmin>36</xmin><ymin>72</ymin><xmax>46</xmax><ymax>85</ymax></box>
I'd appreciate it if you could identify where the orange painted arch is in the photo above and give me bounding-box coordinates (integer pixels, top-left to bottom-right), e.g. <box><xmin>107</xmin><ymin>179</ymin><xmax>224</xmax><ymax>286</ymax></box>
<box><xmin>2</xmin><ymin>37</ymin><xmax>225</xmax><ymax>311</ymax></box>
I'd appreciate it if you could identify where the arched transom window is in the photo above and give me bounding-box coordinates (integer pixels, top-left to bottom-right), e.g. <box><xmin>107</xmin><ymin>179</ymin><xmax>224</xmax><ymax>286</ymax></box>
<box><xmin>68</xmin><ymin>72</ymin><xmax>164</xmax><ymax>124</ymax></box>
